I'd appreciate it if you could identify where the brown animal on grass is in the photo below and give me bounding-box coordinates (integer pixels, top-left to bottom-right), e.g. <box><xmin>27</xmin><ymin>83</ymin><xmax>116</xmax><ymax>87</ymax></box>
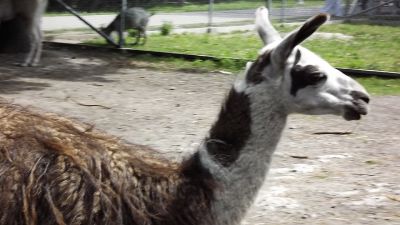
<box><xmin>0</xmin><ymin>7</ymin><xmax>370</xmax><ymax>225</ymax></box>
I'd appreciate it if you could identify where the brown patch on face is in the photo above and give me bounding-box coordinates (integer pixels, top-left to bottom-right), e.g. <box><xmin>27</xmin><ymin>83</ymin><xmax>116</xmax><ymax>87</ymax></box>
<box><xmin>206</xmin><ymin>89</ymin><xmax>252</xmax><ymax>167</ymax></box>
<box><xmin>290</xmin><ymin>64</ymin><xmax>326</xmax><ymax>96</ymax></box>
<box><xmin>294</xmin><ymin>49</ymin><xmax>301</xmax><ymax>65</ymax></box>
<box><xmin>246</xmin><ymin>51</ymin><xmax>271</xmax><ymax>85</ymax></box>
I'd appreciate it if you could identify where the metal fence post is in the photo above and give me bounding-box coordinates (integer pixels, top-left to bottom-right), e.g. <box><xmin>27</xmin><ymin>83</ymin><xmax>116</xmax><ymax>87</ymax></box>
<box><xmin>119</xmin><ymin>0</ymin><xmax>127</xmax><ymax>48</ymax></box>
<box><xmin>280</xmin><ymin>0</ymin><xmax>287</xmax><ymax>23</ymax></box>
<box><xmin>53</xmin><ymin>0</ymin><xmax>119</xmax><ymax>47</ymax></box>
<box><xmin>207</xmin><ymin>0</ymin><xmax>214</xmax><ymax>33</ymax></box>
<box><xmin>267</xmin><ymin>0</ymin><xmax>273</xmax><ymax>19</ymax></box>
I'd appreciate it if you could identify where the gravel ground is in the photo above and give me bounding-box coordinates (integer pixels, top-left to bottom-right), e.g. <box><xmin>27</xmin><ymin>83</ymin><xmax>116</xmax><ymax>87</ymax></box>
<box><xmin>1</xmin><ymin>47</ymin><xmax>399</xmax><ymax>225</ymax></box>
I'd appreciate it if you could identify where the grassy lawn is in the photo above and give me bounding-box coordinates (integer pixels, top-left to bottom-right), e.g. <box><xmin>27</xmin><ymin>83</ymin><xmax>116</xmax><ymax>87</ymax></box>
<box><xmin>46</xmin><ymin>0</ymin><xmax>323</xmax><ymax>15</ymax></box>
<box><xmin>356</xmin><ymin>77</ymin><xmax>400</xmax><ymax>96</ymax></box>
<box><xmin>307</xmin><ymin>24</ymin><xmax>400</xmax><ymax>72</ymax></box>
<box><xmin>87</xmin><ymin>23</ymin><xmax>400</xmax><ymax>95</ymax></box>
<box><xmin>114</xmin><ymin>23</ymin><xmax>400</xmax><ymax>72</ymax></box>
<box><xmin>148</xmin><ymin>0</ymin><xmax>323</xmax><ymax>13</ymax></box>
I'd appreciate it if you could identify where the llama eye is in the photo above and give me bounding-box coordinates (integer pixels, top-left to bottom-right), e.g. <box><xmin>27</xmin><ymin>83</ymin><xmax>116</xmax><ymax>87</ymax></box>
<box><xmin>308</xmin><ymin>72</ymin><xmax>326</xmax><ymax>85</ymax></box>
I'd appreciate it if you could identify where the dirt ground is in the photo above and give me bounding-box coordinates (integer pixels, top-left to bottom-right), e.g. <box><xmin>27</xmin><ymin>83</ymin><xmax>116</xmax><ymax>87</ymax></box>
<box><xmin>1</xmin><ymin>47</ymin><xmax>399</xmax><ymax>225</ymax></box>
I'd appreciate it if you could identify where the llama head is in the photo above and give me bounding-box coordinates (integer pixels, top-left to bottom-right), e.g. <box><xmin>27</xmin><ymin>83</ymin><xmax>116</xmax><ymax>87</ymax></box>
<box><xmin>242</xmin><ymin>7</ymin><xmax>369</xmax><ymax>120</ymax></box>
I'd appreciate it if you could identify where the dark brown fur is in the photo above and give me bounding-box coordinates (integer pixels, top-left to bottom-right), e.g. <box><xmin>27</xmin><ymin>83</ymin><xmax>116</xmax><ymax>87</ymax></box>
<box><xmin>291</xmin><ymin>14</ymin><xmax>328</xmax><ymax>49</ymax></box>
<box><xmin>0</xmin><ymin>100</ymin><xmax>216</xmax><ymax>225</ymax></box>
<box><xmin>290</xmin><ymin>64</ymin><xmax>322</xmax><ymax>96</ymax></box>
<box><xmin>206</xmin><ymin>89</ymin><xmax>252</xmax><ymax>167</ymax></box>
<box><xmin>246</xmin><ymin>51</ymin><xmax>271</xmax><ymax>85</ymax></box>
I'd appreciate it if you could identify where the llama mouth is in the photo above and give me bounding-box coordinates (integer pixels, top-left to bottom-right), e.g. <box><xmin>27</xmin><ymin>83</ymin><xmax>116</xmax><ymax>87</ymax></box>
<box><xmin>343</xmin><ymin>100</ymin><xmax>368</xmax><ymax>121</ymax></box>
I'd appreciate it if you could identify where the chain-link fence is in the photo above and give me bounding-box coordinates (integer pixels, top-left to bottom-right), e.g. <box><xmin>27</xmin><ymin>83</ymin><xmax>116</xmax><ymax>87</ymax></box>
<box><xmin>44</xmin><ymin>0</ymin><xmax>399</xmax><ymax>47</ymax></box>
<box><xmin>346</xmin><ymin>0</ymin><xmax>400</xmax><ymax>22</ymax></box>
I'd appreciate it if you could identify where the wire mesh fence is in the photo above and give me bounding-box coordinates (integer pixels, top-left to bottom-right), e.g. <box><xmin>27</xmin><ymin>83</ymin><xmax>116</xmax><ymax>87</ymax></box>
<box><xmin>46</xmin><ymin>0</ymin><xmax>327</xmax><ymax>22</ymax></box>
<box><xmin>44</xmin><ymin>0</ymin><xmax>399</xmax><ymax>48</ymax></box>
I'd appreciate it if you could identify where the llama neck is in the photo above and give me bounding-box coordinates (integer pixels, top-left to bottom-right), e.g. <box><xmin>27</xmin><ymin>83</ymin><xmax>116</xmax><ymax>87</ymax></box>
<box><xmin>199</xmin><ymin>84</ymin><xmax>287</xmax><ymax>225</ymax></box>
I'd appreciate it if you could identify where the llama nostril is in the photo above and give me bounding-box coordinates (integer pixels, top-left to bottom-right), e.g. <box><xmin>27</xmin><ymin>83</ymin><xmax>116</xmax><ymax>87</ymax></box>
<box><xmin>360</xmin><ymin>96</ymin><xmax>370</xmax><ymax>104</ymax></box>
<box><xmin>350</xmin><ymin>91</ymin><xmax>369</xmax><ymax>103</ymax></box>
<box><xmin>351</xmin><ymin>91</ymin><xmax>370</xmax><ymax>104</ymax></box>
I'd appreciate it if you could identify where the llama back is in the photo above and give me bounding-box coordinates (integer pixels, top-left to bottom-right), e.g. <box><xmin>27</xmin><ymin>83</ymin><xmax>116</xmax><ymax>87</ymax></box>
<box><xmin>0</xmin><ymin>100</ymin><xmax>218</xmax><ymax>225</ymax></box>
<box><xmin>0</xmin><ymin>101</ymin><xmax>200</xmax><ymax>225</ymax></box>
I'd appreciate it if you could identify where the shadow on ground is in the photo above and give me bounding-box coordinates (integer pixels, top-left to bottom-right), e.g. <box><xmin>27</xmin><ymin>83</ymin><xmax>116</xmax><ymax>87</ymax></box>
<box><xmin>0</xmin><ymin>46</ymin><xmax>137</xmax><ymax>94</ymax></box>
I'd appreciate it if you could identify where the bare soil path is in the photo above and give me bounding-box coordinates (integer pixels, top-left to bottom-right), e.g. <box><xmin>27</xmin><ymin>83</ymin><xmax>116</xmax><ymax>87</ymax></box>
<box><xmin>1</xmin><ymin>47</ymin><xmax>399</xmax><ymax>224</ymax></box>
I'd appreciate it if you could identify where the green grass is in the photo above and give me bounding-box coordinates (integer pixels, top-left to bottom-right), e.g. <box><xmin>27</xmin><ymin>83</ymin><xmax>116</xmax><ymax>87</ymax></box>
<box><xmin>148</xmin><ymin>0</ymin><xmax>323</xmax><ymax>13</ymax></box>
<box><xmin>46</xmin><ymin>0</ymin><xmax>323</xmax><ymax>15</ymax></box>
<box><xmin>305</xmin><ymin>24</ymin><xmax>400</xmax><ymax>72</ymax></box>
<box><xmin>356</xmin><ymin>77</ymin><xmax>400</xmax><ymax>95</ymax></box>
<box><xmin>130</xmin><ymin>32</ymin><xmax>261</xmax><ymax>59</ymax></box>
<box><xmin>87</xmin><ymin>23</ymin><xmax>400</xmax><ymax>95</ymax></box>
<box><xmin>117</xmin><ymin>23</ymin><xmax>400</xmax><ymax>72</ymax></box>
<box><xmin>120</xmin><ymin>54</ymin><xmax>246</xmax><ymax>73</ymax></box>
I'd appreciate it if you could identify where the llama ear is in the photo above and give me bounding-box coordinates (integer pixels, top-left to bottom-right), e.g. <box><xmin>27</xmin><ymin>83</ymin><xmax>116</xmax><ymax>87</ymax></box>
<box><xmin>272</xmin><ymin>13</ymin><xmax>329</xmax><ymax>66</ymax></box>
<box><xmin>255</xmin><ymin>7</ymin><xmax>281</xmax><ymax>45</ymax></box>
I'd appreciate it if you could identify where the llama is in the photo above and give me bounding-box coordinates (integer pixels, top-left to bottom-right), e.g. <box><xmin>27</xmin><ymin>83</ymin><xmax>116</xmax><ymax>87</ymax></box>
<box><xmin>0</xmin><ymin>0</ymin><xmax>48</xmax><ymax>66</ymax></box>
<box><xmin>0</xmin><ymin>7</ymin><xmax>369</xmax><ymax>225</ymax></box>
<box><xmin>101</xmin><ymin>7</ymin><xmax>153</xmax><ymax>45</ymax></box>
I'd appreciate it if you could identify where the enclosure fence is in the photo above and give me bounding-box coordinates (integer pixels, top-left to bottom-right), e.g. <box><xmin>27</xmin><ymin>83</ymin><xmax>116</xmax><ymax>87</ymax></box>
<box><xmin>46</xmin><ymin>0</ymin><xmax>399</xmax><ymax>48</ymax></box>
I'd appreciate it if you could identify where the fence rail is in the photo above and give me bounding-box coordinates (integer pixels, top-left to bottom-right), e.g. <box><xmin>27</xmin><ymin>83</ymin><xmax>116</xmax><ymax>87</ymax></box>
<box><xmin>44</xmin><ymin>41</ymin><xmax>400</xmax><ymax>78</ymax></box>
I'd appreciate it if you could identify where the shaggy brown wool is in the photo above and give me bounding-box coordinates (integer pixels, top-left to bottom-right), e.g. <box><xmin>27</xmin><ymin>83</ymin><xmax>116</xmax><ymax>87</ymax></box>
<box><xmin>0</xmin><ymin>100</ymin><xmax>216</xmax><ymax>225</ymax></box>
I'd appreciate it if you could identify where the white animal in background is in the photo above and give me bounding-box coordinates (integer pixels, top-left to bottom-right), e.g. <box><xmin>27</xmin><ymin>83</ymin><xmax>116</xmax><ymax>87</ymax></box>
<box><xmin>0</xmin><ymin>0</ymin><xmax>48</xmax><ymax>66</ymax></box>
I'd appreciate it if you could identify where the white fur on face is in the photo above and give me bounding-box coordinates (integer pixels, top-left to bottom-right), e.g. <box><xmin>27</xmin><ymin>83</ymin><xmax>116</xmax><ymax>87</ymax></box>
<box><xmin>252</xmin><ymin>6</ymin><xmax>369</xmax><ymax>120</ymax></box>
<box><xmin>280</xmin><ymin>47</ymin><xmax>369</xmax><ymax>118</ymax></box>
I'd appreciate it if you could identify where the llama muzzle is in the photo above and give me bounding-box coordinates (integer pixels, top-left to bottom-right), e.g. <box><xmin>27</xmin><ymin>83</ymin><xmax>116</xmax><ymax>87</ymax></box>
<box><xmin>343</xmin><ymin>91</ymin><xmax>370</xmax><ymax>120</ymax></box>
